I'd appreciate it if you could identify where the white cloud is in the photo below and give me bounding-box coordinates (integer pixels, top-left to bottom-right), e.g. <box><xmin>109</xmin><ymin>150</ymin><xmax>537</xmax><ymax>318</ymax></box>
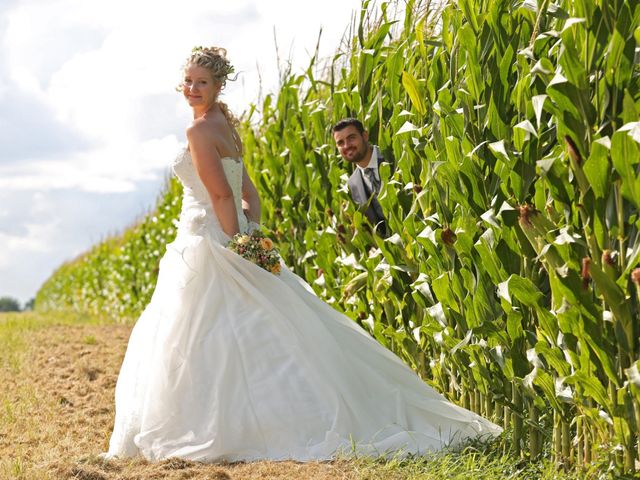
<box><xmin>0</xmin><ymin>221</ymin><xmax>56</xmax><ymax>268</ymax></box>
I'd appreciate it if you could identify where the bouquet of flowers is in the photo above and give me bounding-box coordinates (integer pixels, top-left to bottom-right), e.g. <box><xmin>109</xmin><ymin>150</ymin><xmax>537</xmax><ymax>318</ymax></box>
<box><xmin>227</xmin><ymin>230</ymin><xmax>281</xmax><ymax>275</ymax></box>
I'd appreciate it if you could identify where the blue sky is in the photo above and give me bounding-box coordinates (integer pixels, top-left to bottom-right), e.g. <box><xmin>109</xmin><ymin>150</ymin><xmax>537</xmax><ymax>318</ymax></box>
<box><xmin>0</xmin><ymin>0</ymin><xmax>362</xmax><ymax>304</ymax></box>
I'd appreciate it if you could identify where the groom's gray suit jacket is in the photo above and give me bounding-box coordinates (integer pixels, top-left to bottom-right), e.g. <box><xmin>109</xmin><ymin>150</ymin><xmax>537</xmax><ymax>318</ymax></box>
<box><xmin>347</xmin><ymin>147</ymin><xmax>391</xmax><ymax>237</ymax></box>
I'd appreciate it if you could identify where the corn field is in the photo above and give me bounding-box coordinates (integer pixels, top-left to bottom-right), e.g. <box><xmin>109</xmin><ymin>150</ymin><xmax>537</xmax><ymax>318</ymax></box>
<box><xmin>36</xmin><ymin>0</ymin><xmax>640</xmax><ymax>475</ymax></box>
<box><xmin>36</xmin><ymin>177</ymin><xmax>183</xmax><ymax>319</ymax></box>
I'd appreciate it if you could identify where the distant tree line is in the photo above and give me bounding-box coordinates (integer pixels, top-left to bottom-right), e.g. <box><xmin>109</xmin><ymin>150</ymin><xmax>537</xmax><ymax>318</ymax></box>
<box><xmin>0</xmin><ymin>296</ymin><xmax>34</xmax><ymax>312</ymax></box>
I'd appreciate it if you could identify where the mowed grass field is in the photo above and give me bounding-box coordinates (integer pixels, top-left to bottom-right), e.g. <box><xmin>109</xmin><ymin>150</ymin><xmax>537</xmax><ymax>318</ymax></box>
<box><xmin>0</xmin><ymin>312</ymin><xmax>589</xmax><ymax>479</ymax></box>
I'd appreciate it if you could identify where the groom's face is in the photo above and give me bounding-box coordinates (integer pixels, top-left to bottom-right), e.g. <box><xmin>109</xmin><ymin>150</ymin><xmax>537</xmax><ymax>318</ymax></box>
<box><xmin>333</xmin><ymin>126</ymin><xmax>369</xmax><ymax>164</ymax></box>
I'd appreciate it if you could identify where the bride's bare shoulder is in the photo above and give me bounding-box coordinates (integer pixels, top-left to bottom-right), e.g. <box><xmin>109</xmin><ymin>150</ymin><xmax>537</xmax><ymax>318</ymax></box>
<box><xmin>186</xmin><ymin>115</ymin><xmax>227</xmax><ymax>140</ymax></box>
<box><xmin>186</xmin><ymin>120</ymin><xmax>215</xmax><ymax>148</ymax></box>
<box><xmin>186</xmin><ymin>117</ymin><xmax>208</xmax><ymax>135</ymax></box>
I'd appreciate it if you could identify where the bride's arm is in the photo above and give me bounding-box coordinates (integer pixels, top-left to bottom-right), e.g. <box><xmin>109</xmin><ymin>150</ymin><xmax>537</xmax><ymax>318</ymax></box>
<box><xmin>187</xmin><ymin>123</ymin><xmax>240</xmax><ymax>238</ymax></box>
<box><xmin>241</xmin><ymin>167</ymin><xmax>261</xmax><ymax>224</ymax></box>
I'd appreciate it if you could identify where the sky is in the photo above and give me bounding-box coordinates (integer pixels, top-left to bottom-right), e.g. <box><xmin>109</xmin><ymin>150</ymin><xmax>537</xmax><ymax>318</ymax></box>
<box><xmin>0</xmin><ymin>0</ymin><xmax>363</xmax><ymax>304</ymax></box>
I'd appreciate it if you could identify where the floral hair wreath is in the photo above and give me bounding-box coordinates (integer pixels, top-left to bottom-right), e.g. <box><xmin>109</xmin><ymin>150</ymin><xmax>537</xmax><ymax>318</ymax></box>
<box><xmin>189</xmin><ymin>46</ymin><xmax>236</xmax><ymax>81</ymax></box>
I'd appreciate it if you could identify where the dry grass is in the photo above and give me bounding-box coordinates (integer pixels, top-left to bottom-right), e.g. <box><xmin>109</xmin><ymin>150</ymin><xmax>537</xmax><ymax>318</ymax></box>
<box><xmin>0</xmin><ymin>313</ymin><xmax>397</xmax><ymax>479</ymax></box>
<box><xmin>0</xmin><ymin>313</ymin><xmax>589</xmax><ymax>480</ymax></box>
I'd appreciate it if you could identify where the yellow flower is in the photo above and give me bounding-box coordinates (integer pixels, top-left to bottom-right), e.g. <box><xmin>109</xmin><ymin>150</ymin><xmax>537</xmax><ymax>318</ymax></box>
<box><xmin>260</xmin><ymin>238</ymin><xmax>274</xmax><ymax>250</ymax></box>
<box><xmin>271</xmin><ymin>263</ymin><xmax>281</xmax><ymax>274</ymax></box>
<box><xmin>237</xmin><ymin>235</ymin><xmax>250</xmax><ymax>245</ymax></box>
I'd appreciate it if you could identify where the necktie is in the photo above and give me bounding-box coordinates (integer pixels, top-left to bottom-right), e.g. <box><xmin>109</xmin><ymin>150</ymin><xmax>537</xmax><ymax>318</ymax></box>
<box><xmin>364</xmin><ymin>167</ymin><xmax>381</xmax><ymax>194</ymax></box>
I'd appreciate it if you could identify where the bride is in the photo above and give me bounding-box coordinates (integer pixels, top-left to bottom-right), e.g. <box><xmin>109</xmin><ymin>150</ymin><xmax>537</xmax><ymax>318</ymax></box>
<box><xmin>104</xmin><ymin>46</ymin><xmax>501</xmax><ymax>462</ymax></box>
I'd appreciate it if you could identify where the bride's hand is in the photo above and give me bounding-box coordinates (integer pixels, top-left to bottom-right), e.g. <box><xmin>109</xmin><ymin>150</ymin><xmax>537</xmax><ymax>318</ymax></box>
<box><xmin>243</xmin><ymin>208</ymin><xmax>260</xmax><ymax>233</ymax></box>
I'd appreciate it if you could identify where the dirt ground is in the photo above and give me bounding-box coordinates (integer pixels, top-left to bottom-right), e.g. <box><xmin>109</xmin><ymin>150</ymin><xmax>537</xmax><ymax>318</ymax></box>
<box><xmin>0</xmin><ymin>322</ymin><xmax>371</xmax><ymax>480</ymax></box>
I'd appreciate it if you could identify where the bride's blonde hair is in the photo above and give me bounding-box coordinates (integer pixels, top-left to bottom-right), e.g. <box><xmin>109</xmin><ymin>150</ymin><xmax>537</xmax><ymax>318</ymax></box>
<box><xmin>180</xmin><ymin>46</ymin><xmax>239</xmax><ymax>126</ymax></box>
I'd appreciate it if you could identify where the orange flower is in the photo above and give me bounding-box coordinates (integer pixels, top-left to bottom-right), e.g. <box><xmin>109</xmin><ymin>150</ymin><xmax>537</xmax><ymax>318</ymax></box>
<box><xmin>271</xmin><ymin>263</ymin><xmax>281</xmax><ymax>274</ymax></box>
<box><xmin>260</xmin><ymin>237</ymin><xmax>274</xmax><ymax>250</ymax></box>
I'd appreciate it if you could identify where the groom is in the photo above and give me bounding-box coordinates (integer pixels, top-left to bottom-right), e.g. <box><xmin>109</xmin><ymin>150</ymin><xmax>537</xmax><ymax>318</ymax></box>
<box><xmin>332</xmin><ymin>118</ymin><xmax>390</xmax><ymax>237</ymax></box>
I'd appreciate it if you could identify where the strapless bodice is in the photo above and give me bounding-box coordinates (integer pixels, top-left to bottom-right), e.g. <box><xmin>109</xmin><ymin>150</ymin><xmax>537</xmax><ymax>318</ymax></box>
<box><xmin>172</xmin><ymin>149</ymin><xmax>247</xmax><ymax>240</ymax></box>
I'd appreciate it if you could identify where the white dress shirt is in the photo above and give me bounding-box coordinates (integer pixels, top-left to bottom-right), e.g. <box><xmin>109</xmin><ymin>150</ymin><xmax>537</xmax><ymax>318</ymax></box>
<box><xmin>356</xmin><ymin>145</ymin><xmax>381</xmax><ymax>193</ymax></box>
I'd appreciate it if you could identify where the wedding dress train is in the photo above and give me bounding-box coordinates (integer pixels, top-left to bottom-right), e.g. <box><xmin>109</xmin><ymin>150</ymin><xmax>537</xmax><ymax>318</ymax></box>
<box><xmin>105</xmin><ymin>149</ymin><xmax>501</xmax><ymax>462</ymax></box>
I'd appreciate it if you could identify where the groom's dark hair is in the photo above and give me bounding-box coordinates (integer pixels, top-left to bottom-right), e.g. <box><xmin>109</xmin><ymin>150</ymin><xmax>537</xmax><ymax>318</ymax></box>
<box><xmin>332</xmin><ymin>118</ymin><xmax>365</xmax><ymax>135</ymax></box>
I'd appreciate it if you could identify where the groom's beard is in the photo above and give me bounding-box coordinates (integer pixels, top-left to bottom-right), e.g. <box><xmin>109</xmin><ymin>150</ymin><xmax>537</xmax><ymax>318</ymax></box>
<box><xmin>344</xmin><ymin>144</ymin><xmax>369</xmax><ymax>164</ymax></box>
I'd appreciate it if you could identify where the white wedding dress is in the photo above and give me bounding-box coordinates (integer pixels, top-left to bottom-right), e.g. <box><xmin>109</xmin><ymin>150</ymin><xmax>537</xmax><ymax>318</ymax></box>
<box><xmin>105</xmin><ymin>149</ymin><xmax>501</xmax><ymax>462</ymax></box>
